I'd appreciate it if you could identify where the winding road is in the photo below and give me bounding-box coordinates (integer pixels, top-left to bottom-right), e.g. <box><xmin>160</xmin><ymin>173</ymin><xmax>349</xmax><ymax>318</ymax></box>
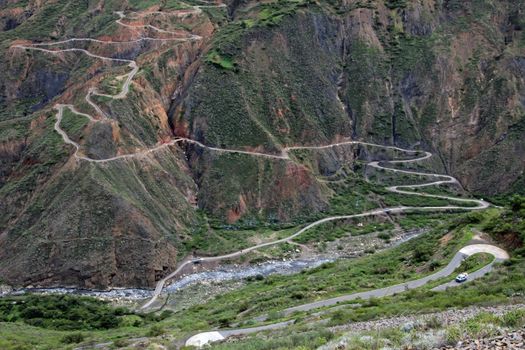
<box><xmin>12</xmin><ymin>3</ymin><xmax>503</xmax><ymax>346</ymax></box>
<box><xmin>184</xmin><ymin>243</ymin><xmax>509</xmax><ymax>347</ymax></box>
<box><xmin>12</xmin><ymin>1</ymin><xmax>225</xmax><ymax>117</ymax></box>
<box><xmin>141</xmin><ymin>143</ymin><xmax>489</xmax><ymax>309</ymax></box>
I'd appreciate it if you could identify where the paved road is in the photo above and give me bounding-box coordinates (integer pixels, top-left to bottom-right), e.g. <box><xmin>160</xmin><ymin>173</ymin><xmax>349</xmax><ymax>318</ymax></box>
<box><xmin>185</xmin><ymin>243</ymin><xmax>509</xmax><ymax>347</ymax></box>
<box><xmin>432</xmin><ymin>244</ymin><xmax>509</xmax><ymax>291</ymax></box>
<box><xmin>185</xmin><ymin>320</ymin><xmax>295</xmax><ymax>348</ymax></box>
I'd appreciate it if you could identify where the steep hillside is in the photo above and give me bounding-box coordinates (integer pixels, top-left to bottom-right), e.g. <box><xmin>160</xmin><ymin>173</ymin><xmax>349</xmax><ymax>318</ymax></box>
<box><xmin>177</xmin><ymin>0</ymin><xmax>525</xmax><ymax>198</ymax></box>
<box><xmin>0</xmin><ymin>0</ymin><xmax>219</xmax><ymax>288</ymax></box>
<box><xmin>0</xmin><ymin>0</ymin><xmax>524</xmax><ymax>289</ymax></box>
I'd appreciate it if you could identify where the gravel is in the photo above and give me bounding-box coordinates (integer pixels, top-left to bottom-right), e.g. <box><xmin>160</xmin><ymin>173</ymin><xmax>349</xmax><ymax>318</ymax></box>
<box><xmin>319</xmin><ymin>304</ymin><xmax>525</xmax><ymax>350</ymax></box>
<box><xmin>329</xmin><ymin>304</ymin><xmax>525</xmax><ymax>334</ymax></box>
<box><xmin>439</xmin><ymin>329</ymin><xmax>525</xmax><ymax>350</ymax></box>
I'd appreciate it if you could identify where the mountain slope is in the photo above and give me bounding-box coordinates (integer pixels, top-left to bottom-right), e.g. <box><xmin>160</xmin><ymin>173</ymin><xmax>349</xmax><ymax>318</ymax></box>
<box><xmin>0</xmin><ymin>0</ymin><xmax>524</xmax><ymax>289</ymax></box>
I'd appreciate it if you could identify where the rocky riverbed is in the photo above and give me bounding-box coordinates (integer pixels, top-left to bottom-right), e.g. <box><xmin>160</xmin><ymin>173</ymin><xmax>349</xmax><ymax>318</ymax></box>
<box><xmin>1</xmin><ymin>227</ymin><xmax>424</xmax><ymax>303</ymax></box>
<box><xmin>164</xmin><ymin>258</ymin><xmax>332</xmax><ymax>293</ymax></box>
<box><xmin>0</xmin><ymin>258</ymin><xmax>332</xmax><ymax>301</ymax></box>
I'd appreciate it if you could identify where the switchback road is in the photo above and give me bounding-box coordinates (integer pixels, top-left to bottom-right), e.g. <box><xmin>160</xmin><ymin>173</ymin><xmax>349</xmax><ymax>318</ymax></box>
<box><xmin>185</xmin><ymin>243</ymin><xmax>509</xmax><ymax>347</ymax></box>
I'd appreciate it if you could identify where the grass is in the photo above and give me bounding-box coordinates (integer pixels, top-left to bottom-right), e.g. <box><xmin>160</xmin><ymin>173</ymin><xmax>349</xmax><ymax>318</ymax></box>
<box><xmin>210</xmin><ymin>328</ymin><xmax>334</xmax><ymax>350</ymax></box>
<box><xmin>206</xmin><ymin>50</ymin><xmax>236</xmax><ymax>70</ymax></box>
<box><xmin>155</xmin><ymin>219</ymin><xmax>476</xmax><ymax>329</ymax></box>
<box><xmin>0</xmin><ymin>294</ymin><xmax>136</xmax><ymax>331</ymax></box>
<box><xmin>322</xmin><ymin>261</ymin><xmax>524</xmax><ymax>326</ymax></box>
<box><xmin>424</xmin><ymin>252</ymin><xmax>495</xmax><ymax>289</ymax></box>
<box><xmin>179</xmin><ymin>224</ymin><xmax>298</xmax><ymax>257</ymax></box>
<box><xmin>292</xmin><ymin>220</ymin><xmax>395</xmax><ymax>244</ymax></box>
<box><xmin>458</xmin><ymin>253</ymin><xmax>494</xmax><ymax>273</ymax></box>
<box><xmin>59</xmin><ymin>108</ymin><xmax>90</xmax><ymax>141</ymax></box>
<box><xmin>205</xmin><ymin>298</ymin><xmax>525</xmax><ymax>349</ymax></box>
<box><xmin>0</xmin><ymin>200</ymin><xmax>523</xmax><ymax>349</ymax></box>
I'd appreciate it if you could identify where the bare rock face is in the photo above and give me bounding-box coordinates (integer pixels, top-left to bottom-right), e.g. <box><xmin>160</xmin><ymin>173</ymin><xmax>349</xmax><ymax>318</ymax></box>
<box><xmin>0</xmin><ymin>0</ymin><xmax>523</xmax><ymax>288</ymax></box>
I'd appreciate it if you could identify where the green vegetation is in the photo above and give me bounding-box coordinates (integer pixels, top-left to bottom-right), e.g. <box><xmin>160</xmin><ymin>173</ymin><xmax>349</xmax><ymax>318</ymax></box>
<box><xmin>484</xmin><ymin>195</ymin><xmax>525</xmax><ymax>252</ymax></box>
<box><xmin>180</xmin><ymin>223</ymin><xmax>297</xmax><ymax>257</ymax></box>
<box><xmin>0</xmin><ymin>0</ymin><xmax>118</xmax><ymax>42</ymax></box>
<box><xmin>323</xmin><ymin>177</ymin><xmax>379</xmax><ymax>216</ymax></box>
<box><xmin>322</xmin><ymin>261</ymin><xmax>523</xmax><ymax>326</ymax></box>
<box><xmin>344</xmin><ymin>40</ymin><xmax>390</xmax><ymax>141</ymax></box>
<box><xmin>0</xmin><ymin>295</ymin><xmax>135</xmax><ymax>330</ymax></box>
<box><xmin>458</xmin><ymin>253</ymin><xmax>493</xmax><ymax>273</ymax></box>
<box><xmin>343</xmin><ymin>308</ymin><xmax>525</xmax><ymax>350</ymax></box>
<box><xmin>204</xmin><ymin>0</ymin><xmax>311</xmax><ymax>64</ymax></box>
<box><xmin>1</xmin><ymin>0</ymin><xmax>524</xmax><ymax>348</ymax></box>
<box><xmin>0</xmin><ymin>112</ymin><xmax>69</xmax><ymax>232</ymax></box>
<box><xmin>206</xmin><ymin>50</ymin><xmax>235</xmax><ymax>70</ymax></box>
<box><xmin>127</xmin><ymin>0</ymin><xmax>190</xmax><ymax>11</ymax></box>
<box><xmin>397</xmin><ymin>212</ymin><xmax>452</xmax><ymax>230</ymax></box>
<box><xmin>211</xmin><ymin>329</ymin><xmax>334</xmax><ymax>350</ymax></box>
<box><xmin>199</xmin><ymin>201</ymin><xmax>525</xmax><ymax>349</ymax></box>
<box><xmin>444</xmin><ymin>310</ymin><xmax>525</xmax><ymax>345</ymax></box>
<box><xmin>0</xmin><ymin>295</ymin><xmax>179</xmax><ymax>349</ymax></box>
<box><xmin>293</xmin><ymin>220</ymin><xmax>394</xmax><ymax>244</ymax></box>
<box><xmin>59</xmin><ymin>108</ymin><xmax>89</xmax><ymax>141</ymax></box>
<box><xmin>60</xmin><ymin>332</ymin><xmax>85</xmax><ymax>344</ymax></box>
<box><xmin>159</xmin><ymin>202</ymin><xmax>523</xmax><ymax>338</ymax></box>
<box><xmin>0</xmin><ymin>200</ymin><xmax>523</xmax><ymax>349</ymax></box>
<box><xmin>158</xmin><ymin>220</ymin><xmax>474</xmax><ymax>330</ymax></box>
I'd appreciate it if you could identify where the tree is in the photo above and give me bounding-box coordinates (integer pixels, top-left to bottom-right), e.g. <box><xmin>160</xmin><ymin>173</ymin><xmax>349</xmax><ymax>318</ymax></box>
<box><xmin>510</xmin><ymin>195</ymin><xmax>525</xmax><ymax>214</ymax></box>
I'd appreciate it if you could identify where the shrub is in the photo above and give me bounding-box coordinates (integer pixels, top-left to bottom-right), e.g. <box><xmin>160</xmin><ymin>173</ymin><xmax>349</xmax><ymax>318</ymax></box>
<box><xmin>503</xmin><ymin>309</ymin><xmax>525</xmax><ymax>328</ymax></box>
<box><xmin>61</xmin><ymin>333</ymin><xmax>85</xmax><ymax>344</ymax></box>
<box><xmin>364</xmin><ymin>297</ymin><xmax>380</xmax><ymax>307</ymax></box>
<box><xmin>378</xmin><ymin>232</ymin><xmax>391</xmax><ymax>240</ymax></box>
<box><xmin>113</xmin><ymin>339</ymin><xmax>130</xmax><ymax>348</ymax></box>
<box><xmin>0</xmin><ymin>294</ymin><xmax>136</xmax><ymax>330</ymax></box>
<box><xmin>147</xmin><ymin>324</ymin><xmax>166</xmax><ymax>337</ymax></box>
<box><xmin>218</xmin><ymin>317</ymin><xmax>231</xmax><ymax>327</ymax></box>
<box><xmin>267</xmin><ymin>310</ymin><xmax>283</xmax><ymax>321</ymax></box>
<box><xmin>98</xmin><ymin>314</ymin><xmax>119</xmax><ymax>329</ymax></box>
<box><xmin>510</xmin><ymin>195</ymin><xmax>525</xmax><ymax>213</ymax></box>
<box><xmin>120</xmin><ymin>315</ymin><xmax>143</xmax><ymax>327</ymax></box>
<box><xmin>424</xmin><ymin>316</ymin><xmax>441</xmax><ymax>329</ymax></box>
<box><xmin>159</xmin><ymin>310</ymin><xmax>174</xmax><ymax>320</ymax></box>
<box><xmin>445</xmin><ymin>325</ymin><xmax>462</xmax><ymax>345</ymax></box>
<box><xmin>429</xmin><ymin>260</ymin><xmax>441</xmax><ymax>270</ymax></box>
<box><xmin>412</xmin><ymin>245</ymin><xmax>432</xmax><ymax>263</ymax></box>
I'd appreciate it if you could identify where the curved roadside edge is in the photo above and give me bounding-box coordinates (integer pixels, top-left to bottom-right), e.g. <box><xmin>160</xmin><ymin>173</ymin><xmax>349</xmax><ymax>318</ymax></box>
<box><xmin>432</xmin><ymin>244</ymin><xmax>509</xmax><ymax>291</ymax></box>
<box><xmin>184</xmin><ymin>243</ymin><xmax>509</xmax><ymax>348</ymax></box>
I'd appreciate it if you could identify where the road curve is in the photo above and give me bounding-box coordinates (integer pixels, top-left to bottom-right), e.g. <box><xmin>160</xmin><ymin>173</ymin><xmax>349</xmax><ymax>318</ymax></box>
<box><xmin>184</xmin><ymin>243</ymin><xmax>509</xmax><ymax>347</ymax></box>
<box><xmin>13</xmin><ymin>5</ymin><xmax>223</xmax><ymax>160</ymax></box>
<box><xmin>141</xmin><ymin>144</ymin><xmax>489</xmax><ymax>309</ymax></box>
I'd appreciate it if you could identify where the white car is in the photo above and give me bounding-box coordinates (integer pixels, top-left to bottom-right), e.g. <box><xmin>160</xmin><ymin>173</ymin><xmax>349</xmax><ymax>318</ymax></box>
<box><xmin>455</xmin><ymin>273</ymin><xmax>468</xmax><ymax>283</ymax></box>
